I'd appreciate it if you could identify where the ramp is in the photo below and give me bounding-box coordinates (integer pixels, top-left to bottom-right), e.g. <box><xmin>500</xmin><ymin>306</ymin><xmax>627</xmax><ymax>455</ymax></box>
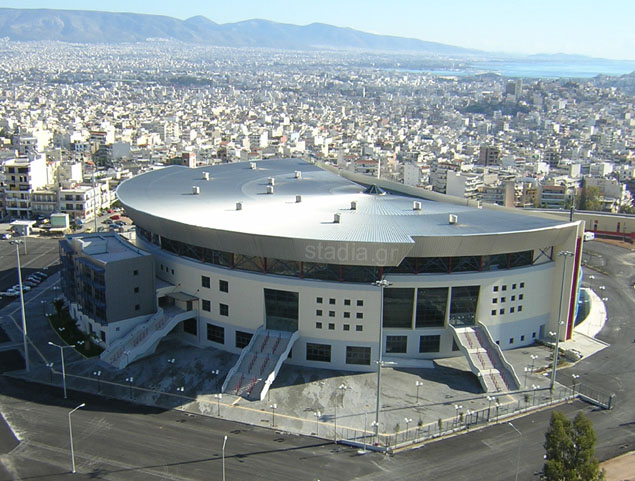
<box><xmin>222</xmin><ymin>327</ymin><xmax>298</xmax><ymax>401</ymax></box>
<box><xmin>450</xmin><ymin>324</ymin><xmax>520</xmax><ymax>392</ymax></box>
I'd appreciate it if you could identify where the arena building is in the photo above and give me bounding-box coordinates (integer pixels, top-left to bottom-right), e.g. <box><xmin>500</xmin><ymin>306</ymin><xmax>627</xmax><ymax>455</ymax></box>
<box><xmin>60</xmin><ymin>158</ymin><xmax>584</xmax><ymax>400</ymax></box>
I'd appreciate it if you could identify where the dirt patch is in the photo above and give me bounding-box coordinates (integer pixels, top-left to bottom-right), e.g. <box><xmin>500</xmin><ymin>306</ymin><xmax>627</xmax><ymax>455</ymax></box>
<box><xmin>601</xmin><ymin>451</ymin><xmax>635</xmax><ymax>481</ymax></box>
<box><xmin>595</xmin><ymin>238</ymin><xmax>635</xmax><ymax>251</ymax></box>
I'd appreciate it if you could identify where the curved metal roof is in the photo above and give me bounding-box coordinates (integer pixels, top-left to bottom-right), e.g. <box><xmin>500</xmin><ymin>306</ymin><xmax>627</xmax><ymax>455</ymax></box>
<box><xmin>116</xmin><ymin>158</ymin><xmax>573</xmax><ymax>265</ymax></box>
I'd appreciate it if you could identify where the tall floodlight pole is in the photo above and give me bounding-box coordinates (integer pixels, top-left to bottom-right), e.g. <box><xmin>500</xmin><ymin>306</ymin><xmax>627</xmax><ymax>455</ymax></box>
<box><xmin>508</xmin><ymin>422</ymin><xmax>522</xmax><ymax>481</ymax></box>
<box><xmin>10</xmin><ymin>240</ymin><xmax>29</xmax><ymax>371</ymax></box>
<box><xmin>551</xmin><ymin>250</ymin><xmax>574</xmax><ymax>391</ymax></box>
<box><xmin>373</xmin><ymin>278</ymin><xmax>391</xmax><ymax>444</ymax></box>
<box><xmin>69</xmin><ymin>402</ymin><xmax>85</xmax><ymax>474</ymax></box>
<box><xmin>222</xmin><ymin>435</ymin><xmax>228</xmax><ymax>481</ymax></box>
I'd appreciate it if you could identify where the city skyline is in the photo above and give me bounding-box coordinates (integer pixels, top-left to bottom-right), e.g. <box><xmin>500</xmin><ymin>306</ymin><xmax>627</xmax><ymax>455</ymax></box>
<box><xmin>0</xmin><ymin>0</ymin><xmax>634</xmax><ymax>61</ymax></box>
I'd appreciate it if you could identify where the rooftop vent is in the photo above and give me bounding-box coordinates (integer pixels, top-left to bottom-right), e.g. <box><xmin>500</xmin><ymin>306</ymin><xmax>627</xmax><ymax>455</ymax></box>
<box><xmin>294</xmin><ymin>170</ymin><xmax>302</xmax><ymax>179</ymax></box>
<box><xmin>236</xmin><ymin>202</ymin><xmax>242</xmax><ymax>211</ymax></box>
<box><xmin>363</xmin><ymin>184</ymin><xmax>386</xmax><ymax>195</ymax></box>
<box><xmin>250</xmin><ymin>162</ymin><xmax>257</xmax><ymax>170</ymax></box>
<box><xmin>192</xmin><ymin>186</ymin><xmax>200</xmax><ymax>195</ymax></box>
<box><xmin>267</xmin><ymin>185</ymin><xmax>274</xmax><ymax>195</ymax></box>
<box><xmin>296</xmin><ymin>195</ymin><xmax>302</xmax><ymax>203</ymax></box>
<box><xmin>413</xmin><ymin>201</ymin><xmax>422</xmax><ymax>211</ymax></box>
<box><xmin>203</xmin><ymin>172</ymin><xmax>210</xmax><ymax>181</ymax></box>
<box><xmin>268</xmin><ymin>177</ymin><xmax>275</xmax><ymax>186</ymax></box>
<box><xmin>334</xmin><ymin>213</ymin><xmax>342</xmax><ymax>224</ymax></box>
<box><xmin>449</xmin><ymin>214</ymin><xmax>458</xmax><ymax>225</ymax></box>
<box><xmin>351</xmin><ymin>201</ymin><xmax>358</xmax><ymax>210</ymax></box>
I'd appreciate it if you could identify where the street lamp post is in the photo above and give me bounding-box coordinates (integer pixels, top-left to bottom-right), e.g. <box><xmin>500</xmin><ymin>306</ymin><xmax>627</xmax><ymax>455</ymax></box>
<box><xmin>530</xmin><ymin>354</ymin><xmax>538</xmax><ymax>373</ymax></box>
<box><xmin>571</xmin><ymin>374</ymin><xmax>580</xmax><ymax>397</ymax></box>
<box><xmin>270</xmin><ymin>403</ymin><xmax>277</xmax><ymax>427</ymax></box>
<box><xmin>46</xmin><ymin>362</ymin><xmax>54</xmax><ymax>383</ymax></box>
<box><xmin>508</xmin><ymin>422</ymin><xmax>522</xmax><ymax>481</ymax></box>
<box><xmin>404</xmin><ymin>417</ymin><xmax>412</xmax><ymax>442</ymax></box>
<box><xmin>532</xmin><ymin>384</ymin><xmax>539</xmax><ymax>405</ymax></box>
<box><xmin>10</xmin><ymin>239</ymin><xmax>29</xmax><ymax>372</ymax></box>
<box><xmin>415</xmin><ymin>381</ymin><xmax>423</xmax><ymax>404</ymax></box>
<box><xmin>125</xmin><ymin>376</ymin><xmax>134</xmax><ymax>398</ymax></box>
<box><xmin>93</xmin><ymin>370</ymin><xmax>102</xmax><ymax>392</ymax></box>
<box><xmin>215</xmin><ymin>393</ymin><xmax>222</xmax><ymax>417</ymax></box>
<box><xmin>222</xmin><ymin>435</ymin><xmax>228</xmax><ymax>481</ymax></box>
<box><xmin>314</xmin><ymin>410</ymin><xmax>321</xmax><ymax>436</ymax></box>
<box><xmin>68</xmin><ymin>402</ymin><xmax>86</xmax><ymax>474</ymax></box>
<box><xmin>454</xmin><ymin>404</ymin><xmax>463</xmax><ymax>425</ymax></box>
<box><xmin>334</xmin><ymin>383</ymin><xmax>347</xmax><ymax>443</ymax></box>
<box><xmin>49</xmin><ymin>341</ymin><xmax>75</xmax><ymax>399</ymax></box>
<box><xmin>373</xmin><ymin>278</ymin><xmax>391</xmax><ymax>443</ymax></box>
<box><xmin>551</xmin><ymin>250</ymin><xmax>574</xmax><ymax>391</ymax></box>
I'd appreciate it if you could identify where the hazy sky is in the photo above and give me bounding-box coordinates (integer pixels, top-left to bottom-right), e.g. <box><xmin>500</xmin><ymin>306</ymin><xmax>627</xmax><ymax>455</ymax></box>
<box><xmin>1</xmin><ymin>0</ymin><xmax>634</xmax><ymax>60</ymax></box>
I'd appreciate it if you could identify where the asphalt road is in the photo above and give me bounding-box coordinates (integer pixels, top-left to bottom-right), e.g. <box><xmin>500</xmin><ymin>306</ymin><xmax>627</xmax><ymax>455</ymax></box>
<box><xmin>0</xmin><ymin>239</ymin><xmax>632</xmax><ymax>480</ymax></box>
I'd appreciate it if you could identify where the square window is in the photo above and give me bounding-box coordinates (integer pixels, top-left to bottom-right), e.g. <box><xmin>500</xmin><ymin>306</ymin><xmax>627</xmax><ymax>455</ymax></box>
<box><xmin>306</xmin><ymin>342</ymin><xmax>331</xmax><ymax>362</ymax></box>
<box><xmin>386</xmin><ymin>335</ymin><xmax>408</xmax><ymax>353</ymax></box>
<box><xmin>328</xmin><ymin>323</ymin><xmax>335</xmax><ymax>330</ymax></box>
<box><xmin>356</xmin><ymin>312</ymin><xmax>363</xmax><ymax>319</ymax></box>
<box><xmin>357</xmin><ymin>300</ymin><xmax>364</xmax><ymax>307</ymax></box>
<box><xmin>509</xmin><ymin>337</ymin><xmax>514</xmax><ymax>344</ymax></box>
<box><xmin>344</xmin><ymin>299</ymin><xmax>351</xmax><ymax>306</ymax></box>
<box><xmin>343</xmin><ymin>324</ymin><xmax>350</xmax><ymax>331</ymax></box>
<box><xmin>502</xmin><ymin>285</ymin><xmax>507</xmax><ymax>291</ymax></box>
<box><xmin>510</xmin><ymin>307</ymin><xmax>515</xmax><ymax>313</ymax></box>
<box><xmin>493</xmin><ymin>298</ymin><xmax>498</xmax><ymax>304</ymax></box>
<box><xmin>219</xmin><ymin>280</ymin><xmax>229</xmax><ymax>292</ymax></box>
<box><xmin>356</xmin><ymin>325</ymin><xmax>363</xmax><ymax>332</ymax></box>
<box><xmin>520</xmin><ymin>335</ymin><xmax>525</xmax><ymax>341</ymax></box>
<box><xmin>501</xmin><ymin>297</ymin><xmax>506</xmax><ymax>303</ymax></box>
<box><xmin>499</xmin><ymin>308</ymin><xmax>505</xmax><ymax>315</ymax></box>
<box><xmin>133</xmin><ymin>269</ymin><xmax>138</xmax><ymax>276</ymax></box>
<box><xmin>206</xmin><ymin>323</ymin><xmax>224</xmax><ymax>344</ymax></box>
<box><xmin>518</xmin><ymin>305</ymin><xmax>523</xmax><ymax>312</ymax></box>
<box><xmin>520</xmin><ymin>282</ymin><xmax>525</xmax><ymax>288</ymax></box>
<box><xmin>134</xmin><ymin>286</ymin><xmax>139</xmax><ymax>293</ymax></box>
<box><xmin>493</xmin><ymin>286</ymin><xmax>499</xmax><ymax>292</ymax></box>
<box><xmin>316</xmin><ymin>322</ymin><xmax>322</xmax><ymax>329</ymax></box>
<box><xmin>329</xmin><ymin>298</ymin><xmax>336</xmax><ymax>305</ymax></box>
<box><xmin>202</xmin><ymin>299</ymin><xmax>211</xmax><ymax>312</ymax></box>
<box><xmin>220</xmin><ymin>303</ymin><xmax>229</xmax><ymax>316</ymax></box>
<box><xmin>346</xmin><ymin>346</ymin><xmax>370</xmax><ymax>365</ymax></box>
<box><xmin>316</xmin><ymin>309</ymin><xmax>323</xmax><ymax>316</ymax></box>
<box><xmin>329</xmin><ymin>311</ymin><xmax>335</xmax><ymax>317</ymax></box>
<box><xmin>201</xmin><ymin>275</ymin><xmax>211</xmax><ymax>288</ymax></box>
<box><xmin>235</xmin><ymin>330</ymin><xmax>252</xmax><ymax>349</ymax></box>
<box><xmin>343</xmin><ymin>312</ymin><xmax>351</xmax><ymax>318</ymax></box>
<box><xmin>419</xmin><ymin>335</ymin><xmax>440</xmax><ymax>353</ymax></box>
<box><xmin>316</xmin><ymin>297</ymin><xmax>323</xmax><ymax>304</ymax></box>
<box><xmin>491</xmin><ymin>309</ymin><xmax>497</xmax><ymax>315</ymax></box>
<box><xmin>519</xmin><ymin>294</ymin><xmax>524</xmax><ymax>300</ymax></box>
<box><xmin>512</xmin><ymin>283</ymin><xmax>517</xmax><ymax>289</ymax></box>
<box><xmin>511</xmin><ymin>295</ymin><xmax>516</xmax><ymax>301</ymax></box>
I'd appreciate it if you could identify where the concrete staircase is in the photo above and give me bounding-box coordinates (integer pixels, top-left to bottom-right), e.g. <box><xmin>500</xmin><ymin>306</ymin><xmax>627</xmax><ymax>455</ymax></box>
<box><xmin>450</xmin><ymin>324</ymin><xmax>520</xmax><ymax>393</ymax></box>
<box><xmin>100</xmin><ymin>305</ymin><xmax>195</xmax><ymax>369</ymax></box>
<box><xmin>222</xmin><ymin>327</ymin><xmax>299</xmax><ymax>401</ymax></box>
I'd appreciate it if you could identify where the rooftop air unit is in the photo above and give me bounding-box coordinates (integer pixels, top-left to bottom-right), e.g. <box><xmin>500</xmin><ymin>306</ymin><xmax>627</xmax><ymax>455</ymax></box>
<box><xmin>192</xmin><ymin>186</ymin><xmax>200</xmax><ymax>195</ymax></box>
<box><xmin>203</xmin><ymin>172</ymin><xmax>210</xmax><ymax>181</ymax></box>
<box><xmin>250</xmin><ymin>162</ymin><xmax>257</xmax><ymax>170</ymax></box>
<box><xmin>267</xmin><ymin>185</ymin><xmax>274</xmax><ymax>194</ymax></box>
<box><xmin>449</xmin><ymin>214</ymin><xmax>458</xmax><ymax>224</ymax></box>
<box><xmin>295</xmin><ymin>171</ymin><xmax>302</xmax><ymax>179</ymax></box>
<box><xmin>351</xmin><ymin>201</ymin><xmax>358</xmax><ymax>210</ymax></box>
<box><xmin>268</xmin><ymin>177</ymin><xmax>275</xmax><ymax>186</ymax></box>
<box><xmin>236</xmin><ymin>202</ymin><xmax>243</xmax><ymax>211</ymax></box>
<box><xmin>334</xmin><ymin>213</ymin><xmax>341</xmax><ymax>223</ymax></box>
<box><xmin>413</xmin><ymin>201</ymin><xmax>422</xmax><ymax>211</ymax></box>
<box><xmin>296</xmin><ymin>195</ymin><xmax>302</xmax><ymax>203</ymax></box>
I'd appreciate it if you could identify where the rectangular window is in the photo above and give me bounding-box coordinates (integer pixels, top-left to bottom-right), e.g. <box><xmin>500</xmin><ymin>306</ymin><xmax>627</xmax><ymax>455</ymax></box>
<box><xmin>328</xmin><ymin>323</ymin><xmax>335</xmax><ymax>330</ymax></box>
<box><xmin>518</xmin><ymin>305</ymin><xmax>523</xmax><ymax>312</ymax></box>
<box><xmin>220</xmin><ymin>303</ymin><xmax>229</xmax><ymax>316</ymax></box>
<box><xmin>344</xmin><ymin>312</ymin><xmax>351</xmax><ymax>318</ymax></box>
<box><xmin>135</xmin><ymin>304</ymin><xmax>140</xmax><ymax>311</ymax></box>
<box><xmin>491</xmin><ymin>310</ymin><xmax>497</xmax><ymax>315</ymax></box>
<box><xmin>510</xmin><ymin>307</ymin><xmax>515</xmax><ymax>313</ymax></box>
<box><xmin>202</xmin><ymin>275</ymin><xmax>211</xmax><ymax>288</ymax></box>
<box><xmin>509</xmin><ymin>338</ymin><xmax>514</xmax><ymax>344</ymax></box>
<box><xmin>316</xmin><ymin>322</ymin><xmax>322</xmax><ymax>329</ymax></box>
<box><xmin>520</xmin><ymin>282</ymin><xmax>525</xmax><ymax>288</ymax></box>
<box><xmin>316</xmin><ymin>309</ymin><xmax>323</xmax><ymax>316</ymax></box>
<box><xmin>415</xmin><ymin>287</ymin><xmax>448</xmax><ymax>328</ymax></box>
<box><xmin>235</xmin><ymin>330</ymin><xmax>252</xmax><ymax>349</ymax></box>
<box><xmin>356</xmin><ymin>312</ymin><xmax>363</xmax><ymax>319</ymax></box>
<box><xmin>133</xmin><ymin>269</ymin><xmax>138</xmax><ymax>276</ymax></box>
<box><xmin>134</xmin><ymin>286</ymin><xmax>139</xmax><ymax>293</ymax></box>
<box><xmin>502</xmin><ymin>285</ymin><xmax>507</xmax><ymax>291</ymax></box>
<box><xmin>344</xmin><ymin>299</ymin><xmax>351</xmax><ymax>306</ymax></box>
<box><xmin>493</xmin><ymin>286</ymin><xmax>499</xmax><ymax>292</ymax></box>
<box><xmin>357</xmin><ymin>300</ymin><xmax>364</xmax><ymax>307</ymax></box>
<box><xmin>264</xmin><ymin>288</ymin><xmax>299</xmax><ymax>331</ymax></box>
<box><xmin>356</xmin><ymin>325</ymin><xmax>363</xmax><ymax>332</ymax></box>
<box><xmin>329</xmin><ymin>298</ymin><xmax>336</xmax><ymax>305</ymax></box>
<box><xmin>449</xmin><ymin>285</ymin><xmax>480</xmax><ymax>327</ymax></box>
<box><xmin>207</xmin><ymin>323</ymin><xmax>224</xmax><ymax>344</ymax></box>
<box><xmin>343</xmin><ymin>324</ymin><xmax>350</xmax><ymax>331</ymax></box>
<box><xmin>511</xmin><ymin>295</ymin><xmax>516</xmax><ymax>301</ymax></box>
<box><xmin>346</xmin><ymin>346</ymin><xmax>371</xmax><ymax>365</ymax></box>
<box><xmin>386</xmin><ymin>335</ymin><xmax>408</xmax><ymax>353</ymax></box>
<box><xmin>520</xmin><ymin>335</ymin><xmax>525</xmax><ymax>341</ymax></box>
<box><xmin>316</xmin><ymin>297</ymin><xmax>323</xmax><ymax>304</ymax></box>
<box><xmin>501</xmin><ymin>297</ymin><xmax>506</xmax><ymax>303</ymax></box>
<box><xmin>329</xmin><ymin>311</ymin><xmax>335</xmax><ymax>317</ymax></box>
<box><xmin>202</xmin><ymin>299</ymin><xmax>211</xmax><ymax>312</ymax></box>
<box><xmin>419</xmin><ymin>335</ymin><xmax>441</xmax><ymax>353</ymax></box>
<box><xmin>183</xmin><ymin>317</ymin><xmax>197</xmax><ymax>335</ymax></box>
<box><xmin>512</xmin><ymin>283</ymin><xmax>517</xmax><ymax>289</ymax></box>
<box><xmin>519</xmin><ymin>294</ymin><xmax>524</xmax><ymax>300</ymax></box>
<box><xmin>219</xmin><ymin>280</ymin><xmax>229</xmax><ymax>293</ymax></box>
<box><xmin>500</xmin><ymin>308</ymin><xmax>505</xmax><ymax>315</ymax></box>
<box><xmin>493</xmin><ymin>298</ymin><xmax>498</xmax><ymax>304</ymax></box>
<box><xmin>306</xmin><ymin>342</ymin><xmax>331</xmax><ymax>362</ymax></box>
<box><xmin>383</xmin><ymin>288</ymin><xmax>414</xmax><ymax>328</ymax></box>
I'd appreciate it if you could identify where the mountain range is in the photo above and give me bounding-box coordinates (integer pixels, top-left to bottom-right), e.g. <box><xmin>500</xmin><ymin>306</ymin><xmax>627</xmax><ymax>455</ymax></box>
<box><xmin>0</xmin><ymin>8</ymin><xmax>475</xmax><ymax>55</ymax></box>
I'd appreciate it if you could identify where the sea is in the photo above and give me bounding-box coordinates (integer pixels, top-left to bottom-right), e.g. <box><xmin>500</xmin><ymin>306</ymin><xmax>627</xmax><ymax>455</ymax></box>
<box><xmin>409</xmin><ymin>59</ymin><xmax>635</xmax><ymax>79</ymax></box>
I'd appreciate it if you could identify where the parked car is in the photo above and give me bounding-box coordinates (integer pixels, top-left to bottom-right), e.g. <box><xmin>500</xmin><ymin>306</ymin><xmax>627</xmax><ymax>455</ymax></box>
<box><xmin>23</xmin><ymin>281</ymin><xmax>38</xmax><ymax>288</ymax></box>
<box><xmin>110</xmin><ymin>215</ymin><xmax>120</xmax><ymax>220</ymax></box>
<box><xmin>33</xmin><ymin>271</ymin><xmax>47</xmax><ymax>279</ymax></box>
<box><xmin>1</xmin><ymin>233</ymin><xmax>11</xmax><ymax>240</ymax></box>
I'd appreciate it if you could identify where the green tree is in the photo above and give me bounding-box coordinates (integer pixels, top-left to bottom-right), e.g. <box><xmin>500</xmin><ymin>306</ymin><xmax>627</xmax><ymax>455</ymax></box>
<box><xmin>543</xmin><ymin>411</ymin><xmax>604</xmax><ymax>481</ymax></box>
<box><xmin>578</xmin><ymin>186</ymin><xmax>602</xmax><ymax>212</ymax></box>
